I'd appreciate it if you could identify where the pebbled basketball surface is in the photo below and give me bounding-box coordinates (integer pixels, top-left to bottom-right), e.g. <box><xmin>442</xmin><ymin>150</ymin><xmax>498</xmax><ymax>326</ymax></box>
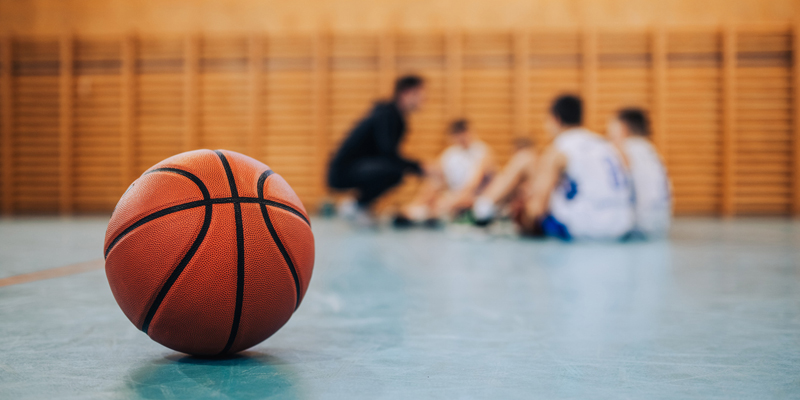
<box><xmin>103</xmin><ymin>149</ymin><xmax>315</xmax><ymax>356</ymax></box>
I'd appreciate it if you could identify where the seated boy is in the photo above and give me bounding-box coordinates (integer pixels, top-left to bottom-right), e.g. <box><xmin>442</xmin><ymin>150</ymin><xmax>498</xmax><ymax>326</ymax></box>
<box><xmin>395</xmin><ymin>119</ymin><xmax>494</xmax><ymax>226</ymax></box>
<box><xmin>607</xmin><ymin>108</ymin><xmax>671</xmax><ymax>238</ymax></box>
<box><xmin>470</xmin><ymin>137</ymin><xmax>537</xmax><ymax>226</ymax></box>
<box><xmin>473</xmin><ymin>95</ymin><xmax>634</xmax><ymax>240</ymax></box>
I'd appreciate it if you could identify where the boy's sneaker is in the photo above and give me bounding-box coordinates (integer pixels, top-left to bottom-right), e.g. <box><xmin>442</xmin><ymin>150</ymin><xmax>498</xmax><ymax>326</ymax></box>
<box><xmin>392</xmin><ymin>214</ymin><xmax>415</xmax><ymax>228</ymax></box>
<box><xmin>422</xmin><ymin>218</ymin><xmax>443</xmax><ymax>229</ymax></box>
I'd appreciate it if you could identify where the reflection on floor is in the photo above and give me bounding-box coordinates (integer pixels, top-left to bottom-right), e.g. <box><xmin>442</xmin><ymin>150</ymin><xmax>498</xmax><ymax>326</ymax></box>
<box><xmin>1</xmin><ymin>217</ymin><xmax>799</xmax><ymax>399</ymax></box>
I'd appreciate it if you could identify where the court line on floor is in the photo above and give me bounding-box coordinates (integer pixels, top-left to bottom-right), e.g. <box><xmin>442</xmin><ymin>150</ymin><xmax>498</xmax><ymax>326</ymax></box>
<box><xmin>0</xmin><ymin>259</ymin><xmax>104</xmax><ymax>288</ymax></box>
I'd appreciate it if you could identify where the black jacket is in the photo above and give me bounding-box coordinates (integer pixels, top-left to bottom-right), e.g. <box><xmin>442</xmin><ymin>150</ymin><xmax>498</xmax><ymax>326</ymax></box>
<box><xmin>329</xmin><ymin>101</ymin><xmax>422</xmax><ymax>174</ymax></box>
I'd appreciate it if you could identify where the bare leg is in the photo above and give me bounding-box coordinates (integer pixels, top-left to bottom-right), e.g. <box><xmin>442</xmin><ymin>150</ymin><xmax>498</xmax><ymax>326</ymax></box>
<box><xmin>480</xmin><ymin>149</ymin><xmax>537</xmax><ymax>204</ymax></box>
<box><xmin>401</xmin><ymin>166</ymin><xmax>445</xmax><ymax>221</ymax></box>
<box><xmin>433</xmin><ymin>190</ymin><xmax>459</xmax><ymax>219</ymax></box>
<box><xmin>472</xmin><ymin>149</ymin><xmax>537</xmax><ymax>222</ymax></box>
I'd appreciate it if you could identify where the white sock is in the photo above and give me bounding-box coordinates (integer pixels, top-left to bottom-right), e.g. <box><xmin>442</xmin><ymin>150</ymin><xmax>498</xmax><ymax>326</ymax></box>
<box><xmin>473</xmin><ymin>197</ymin><xmax>496</xmax><ymax>221</ymax></box>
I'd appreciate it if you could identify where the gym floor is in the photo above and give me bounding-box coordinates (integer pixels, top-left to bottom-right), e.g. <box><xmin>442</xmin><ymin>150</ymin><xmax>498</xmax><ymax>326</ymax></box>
<box><xmin>1</xmin><ymin>217</ymin><xmax>799</xmax><ymax>399</ymax></box>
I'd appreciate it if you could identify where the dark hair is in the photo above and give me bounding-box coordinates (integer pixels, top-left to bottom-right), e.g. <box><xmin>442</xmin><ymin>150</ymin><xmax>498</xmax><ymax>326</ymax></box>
<box><xmin>617</xmin><ymin>108</ymin><xmax>649</xmax><ymax>136</ymax></box>
<box><xmin>394</xmin><ymin>75</ymin><xmax>424</xmax><ymax>99</ymax></box>
<box><xmin>449</xmin><ymin>119</ymin><xmax>469</xmax><ymax>134</ymax></box>
<box><xmin>550</xmin><ymin>95</ymin><xmax>582</xmax><ymax>125</ymax></box>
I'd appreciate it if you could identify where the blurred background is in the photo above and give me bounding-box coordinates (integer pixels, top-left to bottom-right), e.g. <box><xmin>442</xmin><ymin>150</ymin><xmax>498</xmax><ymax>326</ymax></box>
<box><xmin>0</xmin><ymin>0</ymin><xmax>797</xmax><ymax>216</ymax></box>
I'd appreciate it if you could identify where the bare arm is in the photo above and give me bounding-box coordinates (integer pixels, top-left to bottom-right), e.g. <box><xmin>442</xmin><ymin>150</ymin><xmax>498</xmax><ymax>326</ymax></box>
<box><xmin>524</xmin><ymin>146</ymin><xmax>567</xmax><ymax>222</ymax></box>
<box><xmin>479</xmin><ymin>148</ymin><xmax>536</xmax><ymax>205</ymax></box>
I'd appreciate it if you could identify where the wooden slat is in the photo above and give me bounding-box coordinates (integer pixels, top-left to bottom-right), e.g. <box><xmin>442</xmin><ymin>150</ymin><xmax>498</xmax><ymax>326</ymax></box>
<box><xmin>249</xmin><ymin>34</ymin><xmax>263</xmax><ymax>159</ymax></box>
<box><xmin>121</xmin><ymin>34</ymin><xmax>135</xmax><ymax>186</ymax></box>
<box><xmin>721</xmin><ymin>26</ymin><xmax>737</xmax><ymax>216</ymax></box>
<box><xmin>513</xmin><ymin>30</ymin><xmax>529</xmax><ymax>138</ymax></box>
<box><xmin>184</xmin><ymin>34</ymin><xmax>199</xmax><ymax>151</ymax></box>
<box><xmin>652</xmin><ymin>27</ymin><xmax>668</xmax><ymax>158</ymax></box>
<box><xmin>446</xmin><ymin>32</ymin><xmax>462</xmax><ymax>119</ymax></box>
<box><xmin>582</xmin><ymin>28</ymin><xmax>598</xmax><ymax>131</ymax></box>
<box><xmin>793</xmin><ymin>20</ymin><xmax>800</xmax><ymax>216</ymax></box>
<box><xmin>59</xmin><ymin>34</ymin><xmax>74</xmax><ymax>214</ymax></box>
<box><xmin>379</xmin><ymin>31</ymin><xmax>395</xmax><ymax>99</ymax></box>
<box><xmin>1</xmin><ymin>36</ymin><xmax>12</xmax><ymax>214</ymax></box>
<box><xmin>313</xmin><ymin>32</ymin><xmax>330</xmax><ymax>202</ymax></box>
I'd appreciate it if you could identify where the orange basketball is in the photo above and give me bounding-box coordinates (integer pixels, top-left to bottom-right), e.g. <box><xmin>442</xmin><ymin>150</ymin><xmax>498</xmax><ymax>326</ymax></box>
<box><xmin>104</xmin><ymin>149</ymin><xmax>314</xmax><ymax>356</ymax></box>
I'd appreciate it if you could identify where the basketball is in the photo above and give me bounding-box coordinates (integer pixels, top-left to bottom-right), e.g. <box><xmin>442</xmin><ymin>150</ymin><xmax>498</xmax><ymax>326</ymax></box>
<box><xmin>103</xmin><ymin>149</ymin><xmax>315</xmax><ymax>356</ymax></box>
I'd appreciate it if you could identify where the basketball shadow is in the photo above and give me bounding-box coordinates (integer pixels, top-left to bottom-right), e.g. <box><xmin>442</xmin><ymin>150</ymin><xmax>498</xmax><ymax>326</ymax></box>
<box><xmin>125</xmin><ymin>351</ymin><xmax>301</xmax><ymax>399</ymax></box>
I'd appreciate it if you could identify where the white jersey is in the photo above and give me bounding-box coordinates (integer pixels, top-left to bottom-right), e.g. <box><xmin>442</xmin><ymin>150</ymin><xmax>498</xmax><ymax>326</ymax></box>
<box><xmin>549</xmin><ymin>128</ymin><xmax>634</xmax><ymax>239</ymax></box>
<box><xmin>624</xmin><ymin>137</ymin><xmax>671</xmax><ymax>237</ymax></box>
<box><xmin>440</xmin><ymin>140</ymin><xmax>489</xmax><ymax>191</ymax></box>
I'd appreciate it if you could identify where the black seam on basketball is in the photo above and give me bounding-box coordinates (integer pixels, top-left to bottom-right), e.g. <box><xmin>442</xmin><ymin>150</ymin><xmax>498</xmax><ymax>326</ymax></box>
<box><xmin>254</xmin><ymin>169</ymin><xmax>310</xmax><ymax>225</ymax></box>
<box><xmin>132</xmin><ymin>168</ymin><xmax>212</xmax><ymax>335</ymax></box>
<box><xmin>220</xmin><ymin>201</ymin><xmax>245</xmax><ymax>354</ymax></box>
<box><xmin>105</xmin><ymin>200</ymin><xmax>205</xmax><ymax>258</ymax></box>
<box><xmin>104</xmin><ymin>197</ymin><xmax>310</xmax><ymax>257</ymax></box>
<box><xmin>144</xmin><ymin>168</ymin><xmax>211</xmax><ymax>199</ymax></box>
<box><xmin>215</xmin><ymin>150</ymin><xmax>245</xmax><ymax>356</ymax></box>
<box><xmin>260</xmin><ymin>205</ymin><xmax>302</xmax><ymax>311</ymax></box>
<box><xmin>215</xmin><ymin>150</ymin><xmax>239</xmax><ymax>198</ymax></box>
<box><xmin>260</xmin><ymin>199</ymin><xmax>310</xmax><ymax>226</ymax></box>
<box><xmin>258</xmin><ymin>170</ymin><xmax>302</xmax><ymax>310</ymax></box>
<box><xmin>141</xmin><ymin>201</ymin><xmax>212</xmax><ymax>335</ymax></box>
<box><xmin>105</xmin><ymin>168</ymin><xmax>210</xmax><ymax>257</ymax></box>
<box><xmin>260</xmin><ymin>169</ymin><xmax>275</xmax><ymax>180</ymax></box>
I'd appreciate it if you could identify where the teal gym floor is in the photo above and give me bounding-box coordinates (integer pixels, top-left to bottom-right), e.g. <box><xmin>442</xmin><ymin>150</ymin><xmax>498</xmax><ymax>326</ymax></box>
<box><xmin>1</xmin><ymin>217</ymin><xmax>799</xmax><ymax>399</ymax></box>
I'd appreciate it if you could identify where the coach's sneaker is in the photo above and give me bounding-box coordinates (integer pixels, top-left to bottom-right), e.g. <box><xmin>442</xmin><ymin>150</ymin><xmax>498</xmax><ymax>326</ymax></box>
<box><xmin>350</xmin><ymin>205</ymin><xmax>378</xmax><ymax>230</ymax></box>
<box><xmin>337</xmin><ymin>197</ymin><xmax>358</xmax><ymax>219</ymax></box>
<box><xmin>338</xmin><ymin>197</ymin><xmax>377</xmax><ymax>229</ymax></box>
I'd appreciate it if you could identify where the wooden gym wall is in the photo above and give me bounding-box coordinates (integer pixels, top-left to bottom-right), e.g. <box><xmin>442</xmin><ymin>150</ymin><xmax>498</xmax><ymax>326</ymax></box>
<box><xmin>0</xmin><ymin>25</ymin><xmax>798</xmax><ymax>216</ymax></box>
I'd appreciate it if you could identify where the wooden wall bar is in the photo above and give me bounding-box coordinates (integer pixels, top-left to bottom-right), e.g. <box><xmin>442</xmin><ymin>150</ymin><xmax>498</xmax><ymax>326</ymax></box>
<box><xmin>58</xmin><ymin>34</ymin><xmax>74</xmax><ymax>213</ymax></box>
<box><xmin>312</xmin><ymin>33</ymin><xmax>330</xmax><ymax>202</ymax></box>
<box><xmin>1</xmin><ymin>36</ymin><xmax>12</xmax><ymax>214</ymax></box>
<box><xmin>513</xmin><ymin>31</ymin><xmax>529</xmax><ymax>140</ymax></box>
<box><xmin>0</xmin><ymin>25</ymin><xmax>797</xmax><ymax>216</ymax></box>
<box><xmin>582</xmin><ymin>29</ymin><xmax>598</xmax><ymax>132</ymax></box>
<box><xmin>722</xmin><ymin>27</ymin><xmax>737</xmax><ymax>216</ymax></box>
<box><xmin>651</xmin><ymin>27</ymin><xmax>668</xmax><ymax>159</ymax></box>
<box><xmin>184</xmin><ymin>35</ymin><xmax>200</xmax><ymax>153</ymax></box>
<box><xmin>120</xmin><ymin>35</ymin><xmax>135</xmax><ymax>188</ymax></box>
<box><xmin>794</xmin><ymin>21</ymin><xmax>800</xmax><ymax>215</ymax></box>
